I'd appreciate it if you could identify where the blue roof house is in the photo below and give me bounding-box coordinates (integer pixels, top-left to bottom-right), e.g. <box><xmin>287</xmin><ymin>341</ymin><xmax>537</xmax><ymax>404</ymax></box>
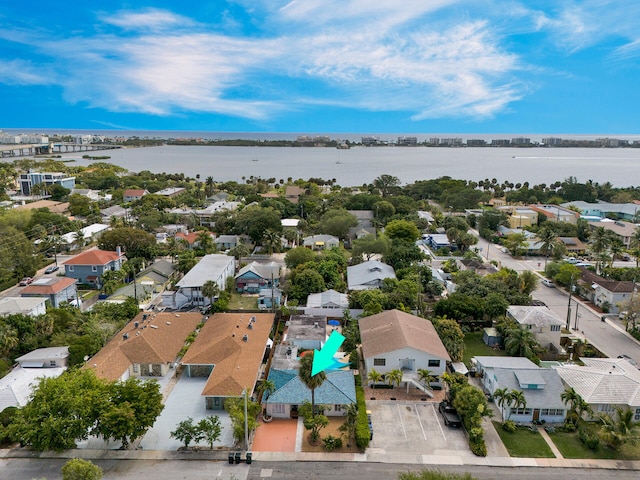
<box><xmin>235</xmin><ymin>261</ymin><xmax>280</xmax><ymax>293</ymax></box>
<box><xmin>263</xmin><ymin>369</ymin><xmax>356</xmax><ymax>419</ymax></box>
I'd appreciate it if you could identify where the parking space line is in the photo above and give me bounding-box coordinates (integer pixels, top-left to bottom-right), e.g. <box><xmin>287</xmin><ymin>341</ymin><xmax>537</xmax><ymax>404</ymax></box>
<box><xmin>413</xmin><ymin>404</ymin><xmax>427</xmax><ymax>440</ymax></box>
<box><xmin>432</xmin><ymin>403</ymin><xmax>446</xmax><ymax>440</ymax></box>
<box><xmin>396</xmin><ymin>403</ymin><xmax>407</xmax><ymax>440</ymax></box>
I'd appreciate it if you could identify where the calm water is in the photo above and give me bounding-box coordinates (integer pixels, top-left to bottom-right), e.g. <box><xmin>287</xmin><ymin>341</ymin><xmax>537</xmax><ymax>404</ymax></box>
<box><xmin>60</xmin><ymin>145</ymin><xmax>640</xmax><ymax>188</ymax></box>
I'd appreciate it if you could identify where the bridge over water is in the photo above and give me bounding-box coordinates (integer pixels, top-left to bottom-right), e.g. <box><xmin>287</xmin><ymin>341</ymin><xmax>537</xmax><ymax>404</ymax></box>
<box><xmin>0</xmin><ymin>143</ymin><xmax>122</xmax><ymax>158</ymax></box>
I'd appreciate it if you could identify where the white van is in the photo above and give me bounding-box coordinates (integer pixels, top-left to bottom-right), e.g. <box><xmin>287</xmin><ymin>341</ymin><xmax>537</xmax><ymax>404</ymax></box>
<box><xmin>448</xmin><ymin>362</ymin><xmax>469</xmax><ymax>376</ymax></box>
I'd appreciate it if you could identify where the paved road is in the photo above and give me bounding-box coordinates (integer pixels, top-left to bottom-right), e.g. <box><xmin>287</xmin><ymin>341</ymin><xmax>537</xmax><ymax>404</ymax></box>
<box><xmin>473</xmin><ymin>230</ymin><xmax>640</xmax><ymax>365</ymax></box>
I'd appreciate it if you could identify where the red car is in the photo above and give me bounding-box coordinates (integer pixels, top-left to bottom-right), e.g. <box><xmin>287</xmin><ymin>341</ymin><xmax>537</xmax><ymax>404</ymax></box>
<box><xmin>19</xmin><ymin>277</ymin><xmax>33</xmax><ymax>286</ymax></box>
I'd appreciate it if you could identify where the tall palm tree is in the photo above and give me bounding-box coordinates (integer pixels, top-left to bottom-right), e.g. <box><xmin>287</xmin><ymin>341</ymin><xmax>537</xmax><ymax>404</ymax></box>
<box><xmin>367</xmin><ymin>368</ymin><xmax>384</xmax><ymax>389</ymax></box>
<box><xmin>630</xmin><ymin>226</ymin><xmax>640</xmax><ymax>267</ymax></box>
<box><xmin>507</xmin><ymin>390</ymin><xmax>526</xmax><ymax>420</ymax></box>
<box><xmin>504</xmin><ymin>327</ymin><xmax>538</xmax><ymax>359</ymax></box>
<box><xmin>386</xmin><ymin>369</ymin><xmax>404</xmax><ymax>388</ymax></box>
<box><xmin>493</xmin><ymin>388</ymin><xmax>509</xmax><ymax>420</ymax></box>
<box><xmin>417</xmin><ymin>368</ymin><xmax>436</xmax><ymax>389</ymax></box>
<box><xmin>257</xmin><ymin>379</ymin><xmax>276</xmax><ymax>402</ymax></box>
<box><xmin>589</xmin><ymin>227</ymin><xmax>609</xmax><ymax>273</ymax></box>
<box><xmin>196</xmin><ymin>230</ymin><xmax>215</xmax><ymax>254</ymax></box>
<box><xmin>561</xmin><ymin>387</ymin><xmax>581</xmax><ymax>424</ymax></box>
<box><xmin>599</xmin><ymin>407</ymin><xmax>639</xmax><ymax>450</ymax></box>
<box><xmin>201</xmin><ymin>280</ymin><xmax>220</xmax><ymax>308</ymax></box>
<box><xmin>538</xmin><ymin>226</ymin><xmax>557</xmax><ymax>269</ymax></box>
<box><xmin>298</xmin><ymin>352</ymin><xmax>326</xmax><ymax>415</ymax></box>
<box><xmin>338</xmin><ymin>403</ymin><xmax>359</xmax><ymax>447</ymax></box>
<box><xmin>262</xmin><ymin>229</ymin><xmax>282</xmax><ymax>255</ymax></box>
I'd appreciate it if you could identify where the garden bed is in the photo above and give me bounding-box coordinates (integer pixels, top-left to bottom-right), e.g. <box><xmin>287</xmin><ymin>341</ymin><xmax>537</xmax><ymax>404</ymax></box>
<box><xmin>301</xmin><ymin>417</ymin><xmax>361</xmax><ymax>453</ymax></box>
<box><xmin>492</xmin><ymin>421</ymin><xmax>555</xmax><ymax>458</ymax></box>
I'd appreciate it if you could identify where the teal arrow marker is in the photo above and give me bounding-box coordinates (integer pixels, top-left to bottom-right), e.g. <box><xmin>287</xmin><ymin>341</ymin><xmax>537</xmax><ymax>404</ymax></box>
<box><xmin>312</xmin><ymin>330</ymin><xmax>345</xmax><ymax>376</ymax></box>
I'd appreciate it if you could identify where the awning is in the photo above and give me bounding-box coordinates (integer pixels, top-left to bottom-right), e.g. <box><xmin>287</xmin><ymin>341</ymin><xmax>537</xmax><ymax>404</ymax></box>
<box><xmin>21</xmin><ymin>361</ymin><xmax>45</xmax><ymax>368</ymax></box>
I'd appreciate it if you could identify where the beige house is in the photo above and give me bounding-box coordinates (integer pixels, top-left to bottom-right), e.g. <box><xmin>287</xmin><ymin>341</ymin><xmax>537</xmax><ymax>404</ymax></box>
<box><xmin>86</xmin><ymin>312</ymin><xmax>201</xmax><ymax>381</ymax></box>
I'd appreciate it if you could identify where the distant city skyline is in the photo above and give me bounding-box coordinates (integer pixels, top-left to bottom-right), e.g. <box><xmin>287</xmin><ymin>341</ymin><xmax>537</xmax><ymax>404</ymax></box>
<box><xmin>2</xmin><ymin>1</ymin><xmax>640</xmax><ymax>133</ymax></box>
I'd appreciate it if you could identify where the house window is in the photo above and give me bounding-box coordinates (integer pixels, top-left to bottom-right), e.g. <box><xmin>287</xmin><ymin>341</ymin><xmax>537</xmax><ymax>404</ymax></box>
<box><xmin>428</xmin><ymin>359</ymin><xmax>440</xmax><ymax>368</ymax></box>
<box><xmin>133</xmin><ymin>364</ymin><xmax>139</xmax><ymax>373</ymax></box>
<box><xmin>550</xmin><ymin>325</ymin><xmax>560</xmax><ymax>332</ymax></box>
<box><xmin>541</xmin><ymin>409</ymin><xmax>549</xmax><ymax>415</ymax></box>
<box><xmin>49</xmin><ymin>360</ymin><xmax>56</xmax><ymax>367</ymax></box>
<box><xmin>68</xmin><ymin>265</ymin><xmax>74</xmax><ymax>272</ymax></box>
<box><xmin>92</xmin><ymin>265</ymin><xmax>97</xmax><ymax>272</ymax></box>
<box><xmin>373</xmin><ymin>358</ymin><xmax>386</xmax><ymax>366</ymax></box>
<box><xmin>334</xmin><ymin>404</ymin><xmax>342</xmax><ymax>412</ymax></box>
<box><xmin>273</xmin><ymin>404</ymin><xmax>285</xmax><ymax>415</ymax></box>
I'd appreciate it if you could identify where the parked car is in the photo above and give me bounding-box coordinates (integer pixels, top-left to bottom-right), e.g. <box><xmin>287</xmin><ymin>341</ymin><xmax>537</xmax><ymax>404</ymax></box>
<box><xmin>564</xmin><ymin>257</ymin><xmax>580</xmax><ymax>264</ymax></box>
<box><xmin>19</xmin><ymin>277</ymin><xmax>33</xmax><ymax>286</ymax></box>
<box><xmin>44</xmin><ymin>265</ymin><xmax>59</xmax><ymax>274</ymax></box>
<box><xmin>439</xmin><ymin>401</ymin><xmax>462</xmax><ymax>428</ymax></box>
<box><xmin>541</xmin><ymin>279</ymin><xmax>555</xmax><ymax>288</ymax></box>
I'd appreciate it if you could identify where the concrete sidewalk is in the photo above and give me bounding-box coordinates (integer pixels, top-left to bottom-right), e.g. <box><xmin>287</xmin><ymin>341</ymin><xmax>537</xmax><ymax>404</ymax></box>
<box><xmin>3</xmin><ymin>446</ymin><xmax>640</xmax><ymax>471</ymax></box>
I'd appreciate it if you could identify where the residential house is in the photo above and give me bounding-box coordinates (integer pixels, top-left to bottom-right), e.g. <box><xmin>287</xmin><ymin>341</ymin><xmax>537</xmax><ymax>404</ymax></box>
<box><xmin>557</xmin><ymin>237</ymin><xmax>588</xmax><ymax>255</ymax></box>
<box><xmin>285</xmin><ymin>185</ymin><xmax>305</xmax><ymax>204</ymax></box>
<box><xmin>15</xmin><ymin>346</ymin><xmax>69</xmax><ymax>368</ymax></box>
<box><xmin>86</xmin><ymin>312</ymin><xmax>202</xmax><ymax>381</ymax></box>
<box><xmin>21</xmin><ymin>277</ymin><xmax>79</xmax><ymax>308</ymax></box>
<box><xmin>304</xmin><ymin>289</ymin><xmax>349</xmax><ymax>317</ymax></box>
<box><xmin>15</xmin><ymin>199</ymin><xmax>69</xmax><ymax>215</ymax></box>
<box><xmin>423</xmin><ymin>234</ymin><xmax>453</xmax><ymax>251</ymax></box>
<box><xmin>347</xmin><ymin>260</ymin><xmax>395</xmax><ymax>290</ymax></box>
<box><xmin>123</xmin><ymin>189</ymin><xmax>149</xmax><ymax>202</ymax></box>
<box><xmin>579</xmin><ymin>268</ymin><xmax>635</xmax><ymax>314</ymax></box>
<box><xmin>530</xmin><ymin>204</ymin><xmax>579</xmax><ymax>224</ymax></box>
<box><xmin>561</xmin><ymin>200</ymin><xmax>640</xmax><ymax>222</ymax></box>
<box><xmin>348</xmin><ymin>227</ymin><xmax>376</xmax><ymax>241</ymax></box>
<box><xmin>507</xmin><ymin>305</ymin><xmax>565</xmax><ymax>352</ymax></box>
<box><xmin>0</xmin><ymin>355</ymin><xmax>66</xmax><ymax>412</ymax></box>
<box><xmin>490</xmin><ymin>367</ymin><xmax>567</xmax><ymax>423</ymax></box>
<box><xmin>555</xmin><ymin>357</ymin><xmax>640</xmax><ymax>420</ymax></box>
<box><xmin>472</xmin><ymin>356</ymin><xmax>539</xmax><ymax>394</ymax></box>
<box><xmin>154</xmin><ymin>187</ymin><xmax>186</xmax><ymax>197</ymax></box>
<box><xmin>263</xmin><ymin>369</ymin><xmax>356</xmax><ymax>419</ymax></box>
<box><xmin>181</xmin><ymin>313</ymin><xmax>273</xmax><ymax>410</ymax></box>
<box><xmin>175</xmin><ymin>230</ymin><xmax>216</xmax><ymax>249</ymax></box>
<box><xmin>302</xmin><ymin>234</ymin><xmax>340</xmax><ymax>250</ymax></box>
<box><xmin>215</xmin><ymin>235</ymin><xmax>240</xmax><ymax>250</ymax></box>
<box><xmin>258</xmin><ymin>288</ymin><xmax>282</xmax><ymax>310</ymax></box>
<box><xmin>162</xmin><ymin>254</ymin><xmax>234</xmax><ymax>309</ymax></box>
<box><xmin>60</xmin><ymin>223</ymin><xmax>109</xmax><ymax>250</ymax></box>
<box><xmin>359</xmin><ymin>310</ymin><xmax>450</xmax><ymax>391</ymax></box>
<box><xmin>347</xmin><ymin>210</ymin><xmax>374</xmax><ymax>228</ymax></box>
<box><xmin>0</xmin><ymin>296</ymin><xmax>47</xmax><ymax>317</ymax></box>
<box><xmin>457</xmin><ymin>259</ymin><xmax>499</xmax><ymax>276</ymax></box>
<box><xmin>70</xmin><ymin>188</ymin><xmax>109</xmax><ymax>201</ymax></box>
<box><xmin>285</xmin><ymin>315</ymin><xmax>327</xmax><ymax>351</ymax></box>
<box><xmin>591</xmin><ymin>219</ymin><xmax>637</xmax><ymax>248</ymax></box>
<box><xmin>63</xmin><ymin>249</ymin><xmax>124</xmax><ymax>288</ymax></box>
<box><xmin>496</xmin><ymin>206</ymin><xmax>539</xmax><ymax>229</ymax></box>
<box><xmin>100</xmin><ymin>205</ymin><xmax>129</xmax><ymax>224</ymax></box>
<box><xmin>235</xmin><ymin>261</ymin><xmax>280</xmax><ymax>293</ymax></box>
<box><xmin>19</xmin><ymin>171</ymin><xmax>76</xmax><ymax>196</ymax></box>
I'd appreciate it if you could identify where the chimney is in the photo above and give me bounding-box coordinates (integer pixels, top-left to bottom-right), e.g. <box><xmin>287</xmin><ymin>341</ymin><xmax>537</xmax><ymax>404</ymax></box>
<box><xmin>116</xmin><ymin>245</ymin><xmax>122</xmax><ymax>256</ymax></box>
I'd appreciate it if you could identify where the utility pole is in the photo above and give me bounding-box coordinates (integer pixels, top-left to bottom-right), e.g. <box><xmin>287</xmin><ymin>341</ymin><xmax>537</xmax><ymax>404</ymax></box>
<box><xmin>566</xmin><ymin>274</ymin><xmax>574</xmax><ymax>330</ymax></box>
<box><xmin>243</xmin><ymin>387</ymin><xmax>249</xmax><ymax>450</ymax></box>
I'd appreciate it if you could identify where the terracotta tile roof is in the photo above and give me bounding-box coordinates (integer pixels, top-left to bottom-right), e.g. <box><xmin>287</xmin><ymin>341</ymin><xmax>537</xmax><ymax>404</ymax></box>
<box><xmin>124</xmin><ymin>189</ymin><xmax>147</xmax><ymax>197</ymax></box>
<box><xmin>15</xmin><ymin>200</ymin><xmax>69</xmax><ymax>214</ymax></box>
<box><xmin>21</xmin><ymin>277</ymin><xmax>77</xmax><ymax>295</ymax></box>
<box><xmin>359</xmin><ymin>309</ymin><xmax>451</xmax><ymax>361</ymax></box>
<box><xmin>176</xmin><ymin>231</ymin><xmax>215</xmax><ymax>245</ymax></box>
<box><xmin>85</xmin><ymin>312</ymin><xmax>202</xmax><ymax>381</ymax></box>
<box><xmin>181</xmin><ymin>313</ymin><xmax>274</xmax><ymax>397</ymax></box>
<box><xmin>63</xmin><ymin>249</ymin><xmax>123</xmax><ymax>266</ymax></box>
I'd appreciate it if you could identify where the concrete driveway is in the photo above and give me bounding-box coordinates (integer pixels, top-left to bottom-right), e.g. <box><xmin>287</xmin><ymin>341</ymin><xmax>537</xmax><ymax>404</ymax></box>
<box><xmin>367</xmin><ymin>401</ymin><xmax>469</xmax><ymax>456</ymax></box>
<box><xmin>140</xmin><ymin>374</ymin><xmax>235</xmax><ymax>450</ymax></box>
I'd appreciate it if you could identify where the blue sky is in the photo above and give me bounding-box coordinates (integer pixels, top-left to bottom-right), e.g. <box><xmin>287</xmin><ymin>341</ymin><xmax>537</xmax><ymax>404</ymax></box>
<box><xmin>1</xmin><ymin>1</ymin><xmax>640</xmax><ymax>133</ymax></box>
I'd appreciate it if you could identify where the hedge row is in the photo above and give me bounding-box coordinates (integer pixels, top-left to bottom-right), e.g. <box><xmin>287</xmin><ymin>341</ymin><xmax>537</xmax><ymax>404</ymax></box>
<box><xmin>355</xmin><ymin>376</ymin><xmax>370</xmax><ymax>450</ymax></box>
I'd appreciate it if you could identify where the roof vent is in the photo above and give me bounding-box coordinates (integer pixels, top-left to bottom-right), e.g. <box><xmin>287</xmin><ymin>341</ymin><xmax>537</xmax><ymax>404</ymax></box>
<box><xmin>134</xmin><ymin>322</ymin><xmax>139</xmax><ymax>328</ymax></box>
<box><xmin>166</xmin><ymin>321</ymin><xmax>171</xmax><ymax>325</ymax></box>
<box><xmin>250</xmin><ymin>316</ymin><xmax>256</xmax><ymax>322</ymax></box>
<box><xmin>123</xmin><ymin>333</ymin><xmax>129</xmax><ymax>340</ymax></box>
<box><xmin>242</xmin><ymin>334</ymin><xmax>248</xmax><ymax>342</ymax></box>
<box><xmin>150</xmin><ymin>325</ymin><xmax>158</xmax><ymax>329</ymax></box>
<box><xmin>248</xmin><ymin>323</ymin><xmax>253</xmax><ymax>330</ymax></box>
<box><xmin>314</xmin><ymin>322</ymin><xmax>319</xmax><ymax>328</ymax></box>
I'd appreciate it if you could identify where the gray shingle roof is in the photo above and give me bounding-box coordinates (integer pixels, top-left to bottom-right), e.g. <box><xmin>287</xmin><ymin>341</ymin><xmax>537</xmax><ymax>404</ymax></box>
<box><xmin>493</xmin><ymin>368</ymin><xmax>566</xmax><ymax>409</ymax></box>
<box><xmin>176</xmin><ymin>254</ymin><xmax>234</xmax><ymax>288</ymax></box>
<box><xmin>507</xmin><ymin>306</ymin><xmax>565</xmax><ymax>327</ymax></box>
<box><xmin>347</xmin><ymin>260</ymin><xmax>395</xmax><ymax>290</ymax></box>
<box><xmin>265</xmin><ymin>369</ymin><xmax>356</xmax><ymax>405</ymax></box>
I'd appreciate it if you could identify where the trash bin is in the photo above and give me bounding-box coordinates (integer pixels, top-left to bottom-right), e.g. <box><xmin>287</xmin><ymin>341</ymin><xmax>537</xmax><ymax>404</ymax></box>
<box><xmin>234</xmin><ymin>451</ymin><xmax>241</xmax><ymax>464</ymax></box>
<box><xmin>228</xmin><ymin>452</ymin><xmax>235</xmax><ymax>464</ymax></box>
<box><xmin>246</xmin><ymin>452</ymin><xmax>252</xmax><ymax>464</ymax></box>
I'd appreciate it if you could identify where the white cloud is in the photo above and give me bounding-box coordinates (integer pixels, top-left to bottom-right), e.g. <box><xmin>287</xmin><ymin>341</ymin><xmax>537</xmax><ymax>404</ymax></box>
<box><xmin>101</xmin><ymin>8</ymin><xmax>195</xmax><ymax>32</ymax></box>
<box><xmin>0</xmin><ymin>59</ymin><xmax>51</xmax><ymax>86</ymax></box>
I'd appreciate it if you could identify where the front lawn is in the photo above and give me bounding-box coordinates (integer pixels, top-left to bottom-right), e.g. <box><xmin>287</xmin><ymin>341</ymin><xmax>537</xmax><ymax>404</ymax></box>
<box><xmin>463</xmin><ymin>332</ymin><xmax>507</xmax><ymax>366</ymax></box>
<box><xmin>548</xmin><ymin>423</ymin><xmax>640</xmax><ymax>460</ymax></box>
<box><xmin>492</xmin><ymin>422</ymin><xmax>555</xmax><ymax>458</ymax></box>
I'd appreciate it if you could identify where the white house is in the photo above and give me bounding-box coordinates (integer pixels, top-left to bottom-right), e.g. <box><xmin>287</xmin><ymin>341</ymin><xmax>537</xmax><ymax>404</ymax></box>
<box><xmin>15</xmin><ymin>346</ymin><xmax>70</xmax><ymax>368</ymax></box>
<box><xmin>506</xmin><ymin>305</ymin><xmax>565</xmax><ymax>352</ymax></box>
<box><xmin>0</xmin><ymin>296</ymin><xmax>47</xmax><ymax>317</ymax></box>
<box><xmin>359</xmin><ymin>310</ymin><xmax>450</xmax><ymax>391</ymax></box>
<box><xmin>303</xmin><ymin>234</ymin><xmax>340</xmax><ymax>250</ymax></box>
<box><xmin>473</xmin><ymin>356</ymin><xmax>539</xmax><ymax>395</ymax></box>
<box><xmin>555</xmin><ymin>357</ymin><xmax>640</xmax><ymax>421</ymax></box>
<box><xmin>161</xmin><ymin>254</ymin><xmax>234</xmax><ymax>309</ymax></box>
<box><xmin>304</xmin><ymin>289</ymin><xmax>349</xmax><ymax>317</ymax></box>
<box><xmin>347</xmin><ymin>260</ymin><xmax>395</xmax><ymax>291</ymax></box>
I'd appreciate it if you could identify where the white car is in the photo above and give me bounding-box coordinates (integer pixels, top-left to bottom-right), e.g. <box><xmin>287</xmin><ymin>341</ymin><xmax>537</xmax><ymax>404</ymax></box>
<box><xmin>541</xmin><ymin>279</ymin><xmax>555</xmax><ymax>288</ymax></box>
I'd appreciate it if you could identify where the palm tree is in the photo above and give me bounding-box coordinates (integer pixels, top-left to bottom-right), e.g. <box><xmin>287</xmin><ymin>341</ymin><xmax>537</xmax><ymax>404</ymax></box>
<box><xmin>262</xmin><ymin>229</ymin><xmax>282</xmax><ymax>255</ymax></box>
<box><xmin>630</xmin><ymin>226</ymin><xmax>640</xmax><ymax>267</ymax></box>
<box><xmin>561</xmin><ymin>387</ymin><xmax>581</xmax><ymax>425</ymax></box>
<box><xmin>589</xmin><ymin>227</ymin><xmax>609</xmax><ymax>273</ymax></box>
<box><xmin>493</xmin><ymin>388</ymin><xmax>509</xmax><ymax>420</ymax></box>
<box><xmin>205</xmin><ymin>176</ymin><xmax>215</xmax><ymax>197</ymax></box>
<box><xmin>506</xmin><ymin>390</ymin><xmax>526</xmax><ymax>420</ymax></box>
<box><xmin>504</xmin><ymin>327</ymin><xmax>538</xmax><ymax>360</ymax></box>
<box><xmin>599</xmin><ymin>407</ymin><xmax>640</xmax><ymax>450</ymax></box>
<box><xmin>367</xmin><ymin>368</ymin><xmax>384</xmax><ymax>389</ymax></box>
<box><xmin>298</xmin><ymin>352</ymin><xmax>326</xmax><ymax>415</ymax></box>
<box><xmin>257</xmin><ymin>379</ymin><xmax>276</xmax><ymax>402</ymax></box>
<box><xmin>417</xmin><ymin>368</ymin><xmax>436</xmax><ymax>389</ymax></box>
<box><xmin>386</xmin><ymin>369</ymin><xmax>404</xmax><ymax>388</ymax></box>
<box><xmin>338</xmin><ymin>403</ymin><xmax>359</xmax><ymax>447</ymax></box>
<box><xmin>538</xmin><ymin>226</ymin><xmax>557</xmax><ymax>269</ymax></box>
<box><xmin>196</xmin><ymin>230</ymin><xmax>215</xmax><ymax>254</ymax></box>
<box><xmin>201</xmin><ymin>280</ymin><xmax>220</xmax><ymax>308</ymax></box>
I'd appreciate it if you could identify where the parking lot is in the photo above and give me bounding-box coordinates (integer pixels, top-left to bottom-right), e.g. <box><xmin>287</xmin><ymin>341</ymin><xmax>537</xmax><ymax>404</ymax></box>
<box><xmin>367</xmin><ymin>401</ymin><xmax>469</xmax><ymax>456</ymax></box>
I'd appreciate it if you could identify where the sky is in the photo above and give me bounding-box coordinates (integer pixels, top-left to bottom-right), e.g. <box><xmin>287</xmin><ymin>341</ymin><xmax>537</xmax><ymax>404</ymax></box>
<box><xmin>1</xmin><ymin>1</ymin><xmax>640</xmax><ymax>134</ymax></box>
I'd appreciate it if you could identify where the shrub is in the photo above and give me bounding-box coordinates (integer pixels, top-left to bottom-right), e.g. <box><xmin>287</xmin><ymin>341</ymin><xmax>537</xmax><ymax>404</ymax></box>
<box><xmin>469</xmin><ymin>437</ymin><xmax>487</xmax><ymax>456</ymax></box>
<box><xmin>354</xmin><ymin>380</ymin><xmax>370</xmax><ymax>449</ymax></box>
<box><xmin>322</xmin><ymin>434</ymin><xmax>343</xmax><ymax>451</ymax></box>
<box><xmin>560</xmin><ymin>422</ymin><xmax>577</xmax><ymax>432</ymax></box>
<box><xmin>579</xmin><ymin>429</ymin><xmax>600</xmax><ymax>450</ymax></box>
<box><xmin>501</xmin><ymin>420</ymin><xmax>516</xmax><ymax>433</ymax></box>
